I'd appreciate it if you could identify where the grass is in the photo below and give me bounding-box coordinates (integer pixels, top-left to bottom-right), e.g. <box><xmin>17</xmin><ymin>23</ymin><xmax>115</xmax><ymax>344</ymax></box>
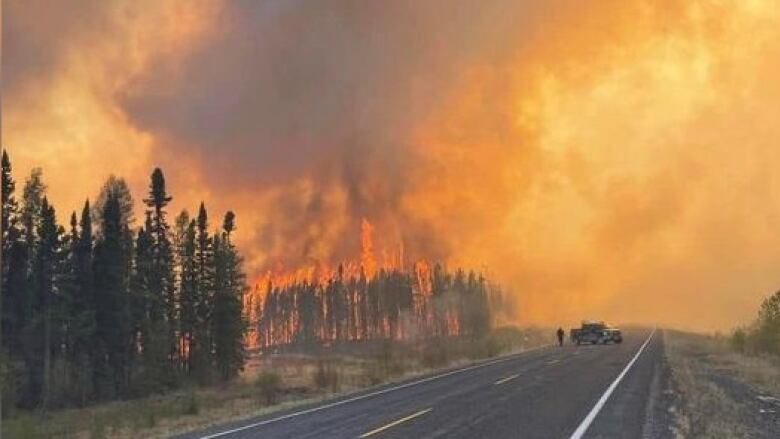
<box><xmin>665</xmin><ymin>329</ymin><xmax>780</xmax><ymax>438</ymax></box>
<box><xmin>1</xmin><ymin>327</ymin><xmax>551</xmax><ymax>439</ymax></box>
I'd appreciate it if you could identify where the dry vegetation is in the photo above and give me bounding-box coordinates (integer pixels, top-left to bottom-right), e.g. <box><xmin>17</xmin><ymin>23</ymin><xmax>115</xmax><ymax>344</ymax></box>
<box><xmin>3</xmin><ymin>327</ymin><xmax>550</xmax><ymax>439</ymax></box>
<box><xmin>665</xmin><ymin>330</ymin><xmax>780</xmax><ymax>439</ymax></box>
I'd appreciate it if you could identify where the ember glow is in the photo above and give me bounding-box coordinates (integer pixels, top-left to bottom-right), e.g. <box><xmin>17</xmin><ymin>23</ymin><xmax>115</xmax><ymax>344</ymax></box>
<box><xmin>6</xmin><ymin>0</ymin><xmax>780</xmax><ymax>331</ymax></box>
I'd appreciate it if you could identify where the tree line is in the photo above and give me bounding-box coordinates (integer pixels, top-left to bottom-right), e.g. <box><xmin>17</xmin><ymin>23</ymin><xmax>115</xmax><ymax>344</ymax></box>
<box><xmin>252</xmin><ymin>263</ymin><xmax>498</xmax><ymax>350</ymax></box>
<box><xmin>732</xmin><ymin>290</ymin><xmax>780</xmax><ymax>356</ymax></box>
<box><xmin>0</xmin><ymin>151</ymin><xmax>246</xmax><ymax>411</ymax></box>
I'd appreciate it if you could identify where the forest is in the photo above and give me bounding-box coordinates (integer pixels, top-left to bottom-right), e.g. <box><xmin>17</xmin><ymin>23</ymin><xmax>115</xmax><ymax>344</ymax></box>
<box><xmin>0</xmin><ymin>150</ymin><xmax>503</xmax><ymax>415</ymax></box>
<box><xmin>251</xmin><ymin>263</ymin><xmax>498</xmax><ymax>350</ymax></box>
<box><xmin>0</xmin><ymin>151</ymin><xmax>246</xmax><ymax>412</ymax></box>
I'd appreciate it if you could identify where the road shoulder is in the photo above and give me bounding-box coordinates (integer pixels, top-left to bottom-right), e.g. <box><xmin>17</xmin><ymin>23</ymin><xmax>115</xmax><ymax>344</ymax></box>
<box><xmin>665</xmin><ymin>329</ymin><xmax>780</xmax><ymax>438</ymax></box>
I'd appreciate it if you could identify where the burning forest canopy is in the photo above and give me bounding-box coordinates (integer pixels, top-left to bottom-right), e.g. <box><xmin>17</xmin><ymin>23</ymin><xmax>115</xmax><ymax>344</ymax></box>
<box><xmin>6</xmin><ymin>0</ymin><xmax>780</xmax><ymax>331</ymax></box>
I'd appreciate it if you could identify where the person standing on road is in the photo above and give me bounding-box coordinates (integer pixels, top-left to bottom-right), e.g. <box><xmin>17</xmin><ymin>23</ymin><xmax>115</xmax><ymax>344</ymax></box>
<box><xmin>556</xmin><ymin>327</ymin><xmax>565</xmax><ymax>347</ymax></box>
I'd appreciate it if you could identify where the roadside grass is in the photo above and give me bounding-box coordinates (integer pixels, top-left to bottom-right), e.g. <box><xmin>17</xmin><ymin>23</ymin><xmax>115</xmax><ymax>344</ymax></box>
<box><xmin>665</xmin><ymin>329</ymin><xmax>780</xmax><ymax>438</ymax></box>
<box><xmin>2</xmin><ymin>326</ymin><xmax>551</xmax><ymax>439</ymax></box>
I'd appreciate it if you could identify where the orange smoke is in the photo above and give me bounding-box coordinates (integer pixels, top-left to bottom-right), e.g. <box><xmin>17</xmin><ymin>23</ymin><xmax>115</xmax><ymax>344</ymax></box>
<box><xmin>8</xmin><ymin>0</ymin><xmax>780</xmax><ymax>332</ymax></box>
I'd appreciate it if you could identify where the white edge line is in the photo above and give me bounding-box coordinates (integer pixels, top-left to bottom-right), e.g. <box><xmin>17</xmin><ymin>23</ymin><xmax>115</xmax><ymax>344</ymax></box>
<box><xmin>197</xmin><ymin>344</ymin><xmax>552</xmax><ymax>439</ymax></box>
<box><xmin>358</xmin><ymin>407</ymin><xmax>432</xmax><ymax>438</ymax></box>
<box><xmin>494</xmin><ymin>373</ymin><xmax>520</xmax><ymax>385</ymax></box>
<box><xmin>568</xmin><ymin>328</ymin><xmax>657</xmax><ymax>439</ymax></box>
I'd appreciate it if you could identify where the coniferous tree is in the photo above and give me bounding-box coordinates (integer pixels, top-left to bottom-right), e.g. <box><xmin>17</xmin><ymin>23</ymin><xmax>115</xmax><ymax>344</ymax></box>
<box><xmin>1</xmin><ymin>150</ymin><xmax>24</xmax><ymax>352</ymax></box>
<box><xmin>211</xmin><ymin>211</ymin><xmax>246</xmax><ymax>380</ymax></box>
<box><xmin>93</xmin><ymin>175</ymin><xmax>135</xmax><ymax>233</ymax></box>
<box><xmin>93</xmin><ymin>193</ymin><xmax>130</xmax><ymax>398</ymax></box>
<box><xmin>67</xmin><ymin>202</ymin><xmax>97</xmax><ymax>403</ymax></box>
<box><xmin>192</xmin><ymin>203</ymin><xmax>214</xmax><ymax>381</ymax></box>
<box><xmin>130</xmin><ymin>216</ymin><xmax>156</xmax><ymax>393</ymax></box>
<box><xmin>21</xmin><ymin>168</ymin><xmax>46</xmax><ymax>256</ymax></box>
<box><xmin>177</xmin><ymin>214</ymin><xmax>198</xmax><ymax>375</ymax></box>
<box><xmin>2</xmin><ymin>163</ymin><xmax>255</xmax><ymax>410</ymax></box>
<box><xmin>29</xmin><ymin>198</ymin><xmax>61</xmax><ymax>409</ymax></box>
<box><xmin>142</xmin><ymin>168</ymin><xmax>177</xmax><ymax>383</ymax></box>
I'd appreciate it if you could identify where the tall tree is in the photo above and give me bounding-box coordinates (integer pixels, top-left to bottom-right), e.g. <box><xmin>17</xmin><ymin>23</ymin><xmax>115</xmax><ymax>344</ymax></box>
<box><xmin>192</xmin><ymin>203</ymin><xmax>214</xmax><ymax>382</ymax></box>
<box><xmin>93</xmin><ymin>193</ymin><xmax>130</xmax><ymax>398</ymax></box>
<box><xmin>142</xmin><ymin>168</ymin><xmax>177</xmax><ymax>380</ymax></box>
<box><xmin>177</xmin><ymin>214</ymin><xmax>198</xmax><ymax>375</ymax></box>
<box><xmin>1</xmin><ymin>150</ymin><xmax>24</xmax><ymax>350</ymax></box>
<box><xmin>30</xmin><ymin>198</ymin><xmax>61</xmax><ymax>409</ymax></box>
<box><xmin>67</xmin><ymin>202</ymin><xmax>97</xmax><ymax>404</ymax></box>
<box><xmin>1</xmin><ymin>150</ymin><xmax>18</xmax><ymax>245</ymax></box>
<box><xmin>21</xmin><ymin>168</ymin><xmax>47</xmax><ymax>253</ymax></box>
<box><xmin>211</xmin><ymin>212</ymin><xmax>246</xmax><ymax>380</ymax></box>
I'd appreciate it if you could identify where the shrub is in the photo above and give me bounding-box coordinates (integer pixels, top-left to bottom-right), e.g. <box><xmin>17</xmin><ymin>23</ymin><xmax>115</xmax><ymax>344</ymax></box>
<box><xmin>3</xmin><ymin>416</ymin><xmax>40</xmax><ymax>439</ymax></box>
<box><xmin>183</xmin><ymin>390</ymin><xmax>200</xmax><ymax>415</ymax></box>
<box><xmin>730</xmin><ymin>328</ymin><xmax>747</xmax><ymax>353</ymax></box>
<box><xmin>421</xmin><ymin>339</ymin><xmax>449</xmax><ymax>368</ymax></box>
<box><xmin>313</xmin><ymin>360</ymin><xmax>340</xmax><ymax>393</ymax></box>
<box><xmin>255</xmin><ymin>371</ymin><xmax>282</xmax><ymax>405</ymax></box>
<box><xmin>89</xmin><ymin>417</ymin><xmax>107</xmax><ymax>439</ymax></box>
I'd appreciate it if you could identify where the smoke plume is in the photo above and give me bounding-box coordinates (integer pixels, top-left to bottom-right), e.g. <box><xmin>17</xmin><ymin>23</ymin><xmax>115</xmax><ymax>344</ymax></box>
<box><xmin>6</xmin><ymin>0</ymin><xmax>780</xmax><ymax>330</ymax></box>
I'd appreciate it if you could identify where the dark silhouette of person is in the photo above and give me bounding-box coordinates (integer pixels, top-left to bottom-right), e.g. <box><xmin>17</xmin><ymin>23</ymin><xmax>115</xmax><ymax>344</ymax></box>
<box><xmin>556</xmin><ymin>327</ymin><xmax>565</xmax><ymax>347</ymax></box>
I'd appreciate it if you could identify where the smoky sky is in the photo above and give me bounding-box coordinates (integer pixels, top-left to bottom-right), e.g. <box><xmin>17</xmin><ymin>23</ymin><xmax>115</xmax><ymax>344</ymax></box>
<box><xmin>3</xmin><ymin>0</ymin><xmax>111</xmax><ymax>98</ymax></box>
<box><xmin>13</xmin><ymin>0</ymin><xmax>780</xmax><ymax>330</ymax></box>
<box><xmin>119</xmin><ymin>1</ymin><xmax>538</xmax><ymax>188</ymax></box>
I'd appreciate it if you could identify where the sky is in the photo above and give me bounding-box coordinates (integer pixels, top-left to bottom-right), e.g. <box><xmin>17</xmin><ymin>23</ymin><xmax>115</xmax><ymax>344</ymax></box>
<box><xmin>4</xmin><ymin>0</ymin><xmax>780</xmax><ymax>331</ymax></box>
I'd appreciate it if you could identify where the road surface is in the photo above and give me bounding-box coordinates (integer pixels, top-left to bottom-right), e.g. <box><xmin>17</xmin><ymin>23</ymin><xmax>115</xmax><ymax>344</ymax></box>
<box><xmin>176</xmin><ymin>328</ymin><xmax>671</xmax><ymax>439</ymax></box>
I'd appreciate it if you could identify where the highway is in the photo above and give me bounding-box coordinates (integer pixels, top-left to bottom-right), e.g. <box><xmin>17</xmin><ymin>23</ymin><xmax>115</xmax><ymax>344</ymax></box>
<box><xmin>176</xmin><ymin>328</ymin><xmax>669</xmax><ymax>439</ymax></box>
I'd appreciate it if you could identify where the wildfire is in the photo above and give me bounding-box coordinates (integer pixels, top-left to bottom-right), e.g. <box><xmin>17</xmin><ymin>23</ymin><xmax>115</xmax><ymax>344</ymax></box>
<box><xmin>241</xmin><ymin>218</ymin><xmax>484</xmax><ymax>349</ymax></box>
<box><xmin>248</xmin><ymin>218</ymin><xmax>399</xmax><ymax>290</ymax></box>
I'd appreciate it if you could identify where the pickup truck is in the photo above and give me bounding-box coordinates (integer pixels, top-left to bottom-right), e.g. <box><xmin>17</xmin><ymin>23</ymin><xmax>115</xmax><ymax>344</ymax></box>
<box><xmin>570</xmin><ymin>321</ymin><xmax>623</xmax><ymax>345</ymax></box>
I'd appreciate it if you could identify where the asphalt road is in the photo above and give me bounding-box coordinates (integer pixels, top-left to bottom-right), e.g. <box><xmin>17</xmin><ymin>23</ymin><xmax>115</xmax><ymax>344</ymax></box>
<box><xmin>177</xmin><ymin>328</ymin><xmax>669</xmax><ymax>439</ymax></box>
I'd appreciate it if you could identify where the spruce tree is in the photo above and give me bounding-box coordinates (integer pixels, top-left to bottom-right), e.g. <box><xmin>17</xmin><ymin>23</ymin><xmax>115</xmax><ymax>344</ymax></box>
<box><xmin>21</xmin><ymin>168</ymin><xmax>47</xmax><ymax>253</ymax></box>
<box><xmin>178</xmin><ymin>215</ymin><xmax>198</xmax><ymax>375</ymax></box>
<box><xmin>192</xmin><ymin>203</ymin><xmax>214</xmax><ymax>382</ymax></box>
<box><xmin>68</xmin><ymin>202</ymin><xmax>97</xmax><ymax>403</ymax></box>
<box><xmin>1</xmin><ymin>150</ymin><xmax>25</xmax><ymax>354</ymax></box>
<box><xmin>93</xmin><ymin>193</ymin><xmax>130</xmax><ymax>398</ymax></box>
<box><xmin>211</xmin><ymin>212</ymin><xmax>246</xmax><ymax>380</ymax></box>
<box><xmin>142</xmin><ymin>168</ymin><xmax>177</xmax><ymax>383</ymax></box>
<box><xmin>30</xmin><ymin>198</ymin><xmax>61</xmax><ymax>409</ymax></box>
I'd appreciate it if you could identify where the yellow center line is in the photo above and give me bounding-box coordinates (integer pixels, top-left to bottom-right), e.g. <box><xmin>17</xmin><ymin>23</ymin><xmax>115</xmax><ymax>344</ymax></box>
<box><xmin>359</xmin><ymin>408</ymin><xmax>432</xmax><ymax>438</ymax></box>
<box><xmin>494</xmin><ymin>373</ymin><xmax>520</xmax><ymax>385</ymax></box>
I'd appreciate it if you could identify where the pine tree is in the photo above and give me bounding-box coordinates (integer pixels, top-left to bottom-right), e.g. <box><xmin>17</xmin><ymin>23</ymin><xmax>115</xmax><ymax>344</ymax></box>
<box><xmin>130</xmin><ymin>217</ymin><xmax>155</xmax><ymax>394</ymax></box>
<box><xmin>93</xmin><ymin>193</ymin><xmax>130</xmax><ymax>398</ymax></box>
<box><xmin>192</xmin><ymin>203</ymin><xmax>214</xmax><ymax>382</ymax></box>
<box><xmin>1</xmin><ymin>150</ymin><xmax>18</xmax><ymax>246</ymax></box>
<box><xmin>211</xmin><ymin>212</ymin><xmax>246</xmax><ymax>380</ymax></box>
<box><xmin>142</xmin><ymin>168</ymin><xmax>177</xmax><ymax>382</ymax></box>
<box><xmin>1</xmin><ymin>150</ymin><xmax>25</xmax><ymax>355</ymax></box>
<box><xmin>67</xmin><ymin>202</ymin><xmax>97</xmax><ymax>403</ymax></box>
<box><xmin>177</xmin><ymin>213</ymin><xmax>198</xmax><ymax>375</ymax></box>
<box><xmin>30</xmin><ymin>198</ymin><xmax>61</xmax><ymax>409</ymax></box>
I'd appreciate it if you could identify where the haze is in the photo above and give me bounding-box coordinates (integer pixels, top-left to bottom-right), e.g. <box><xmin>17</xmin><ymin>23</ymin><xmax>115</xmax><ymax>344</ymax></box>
<box><xmin>5</xmin><ymin>0</ymin><xmax>780</xmax><ymax>331</ymax></box>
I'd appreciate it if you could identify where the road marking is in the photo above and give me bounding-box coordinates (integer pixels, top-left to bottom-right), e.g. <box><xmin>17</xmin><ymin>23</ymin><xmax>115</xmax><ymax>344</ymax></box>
<box><xmin>568</xmin><ymin>328</ymin><xmax>656</xmax><ymax>439</ymax></box>
<box><xmin>358</xmin><ymin>408</ymin><xmax>432</xmax><ymax>438</ymax></box>
<box><xmin>547</xmin><ymin>359</ymin><xmax>560</xmax><ymax>365</ymax></box>
<box><xmin>494</xmin><ymin>373</ymin><xmax>520</xmax><ymax>385</ymax></box>
<box><xmin>196</xmin><ymin>344</ymin><xmax>552</xmax><ymax>438</ymax></box>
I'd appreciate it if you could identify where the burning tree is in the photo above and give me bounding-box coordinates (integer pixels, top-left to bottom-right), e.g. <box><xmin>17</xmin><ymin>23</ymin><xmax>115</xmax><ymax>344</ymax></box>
<box><xmin>249</xmin><ymin>220</ymin><xmax>501</xmax><ymax>350</ymax></box>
